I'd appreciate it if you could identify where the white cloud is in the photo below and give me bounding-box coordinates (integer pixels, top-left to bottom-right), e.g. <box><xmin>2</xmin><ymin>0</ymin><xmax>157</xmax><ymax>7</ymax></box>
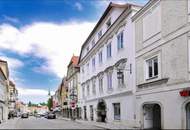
<box><xmin>0</xmin><ymin>56</ymin><xmax>24</xmax><ymax>69</ymax></box>
<box><xmin>74</xmin><ymin>2</ymin><xmax>83</xmax><ymax>11</ymax></box>
<box><xmin>0</xmin><ymin>55</ymin><xmax>24</xmax><ymax>83</ymax></box>
<box><xmin>0</xmin><ymin>22</ymin><xmax>95</xmax><ymax>78</ymax></box>
<box><xmin>17</xmin><ymin>87</ymin><xmax>54</xmax><ymax>103</ymax></box>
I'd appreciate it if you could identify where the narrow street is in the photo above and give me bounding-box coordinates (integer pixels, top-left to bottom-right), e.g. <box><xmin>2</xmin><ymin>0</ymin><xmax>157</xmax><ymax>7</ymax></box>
<box><xmin>0</xmin><ymin>117</ymin><xmax>103</xmax><ymax>129</ymax></box>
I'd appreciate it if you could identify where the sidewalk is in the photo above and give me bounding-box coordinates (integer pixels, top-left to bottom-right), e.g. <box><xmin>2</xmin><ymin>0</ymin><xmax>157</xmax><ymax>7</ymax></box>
<box><xmin>58</xmin><ymin>117</ymin><xmax>138</xmax><ymax>129</ymax></box>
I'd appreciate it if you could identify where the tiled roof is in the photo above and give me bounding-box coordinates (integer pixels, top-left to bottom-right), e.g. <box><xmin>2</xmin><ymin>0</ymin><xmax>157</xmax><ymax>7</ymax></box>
<box><xmin>9</xmin><ymin>80</ymin><xmax>15</xmax><ymax>87</ymax></box>
<box><xmin>68</xmin><ymin>55</ymin><xmax>79</xmax><ymax>67</ymax></box>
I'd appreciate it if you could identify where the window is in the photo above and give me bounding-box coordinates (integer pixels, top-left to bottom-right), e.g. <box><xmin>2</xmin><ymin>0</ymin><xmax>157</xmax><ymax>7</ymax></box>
<box><xmin>90</xmin><ymin>105</ymin><xmax>94</xmax><ymax>121</ymax></box>
<box><xmin>113</xmin><ymin>103</ymin><xmax>120</xmax><ymax>120</ymax></box>
<box><xmin>87</xmin><ymin>84</ymin><xmax>90</xmax><ymax>96</ymax></box>
<box><xmin>92</xmin><ymin>39</ymin><xmax>95</xmax><ymax>47</ymax></box>
<box><xmin>117</xmin><ymin>70</ymin><xmax>124</xmax><ymax>86</ymax></box>
<box><xmin>82</xmin><ymin>86</ymin><xmax>85</xmax><ymax>99</ymax></box>
<box><xmin>98</xmin><ymin>51</ymin><xmax>103</xmax><ymax>64</ymax></box>
<box><xmin>146</xmin><ymin>56</ymin><xmax>158</xmax><ymax>79</ymax></box>
<box><xmin>98</xmin><ymin>30</ymin><xmax>102</xmax><ymax>39</ymax></box>
<box><xmin>92</xmin><ymin>57</ymin><xmax>96</xmax><ymax>69</ymax></box>
<box><xmin>81</xmin><ymin>66</ymin><xmax>84</xmax><ymax>74</ymax></box>
<box><xmin>86</xmin><ymin>46</ymin><xmax>89</xmax><ymax>52</ymax></box>
<box><xmin>92</xmin><ymin>79</ymin><xmax>96</xmax><ymax>95</ymax></box>
<box><xmin>106</xmin><ymin>18</ymin><xmax>111</xmax><ymax>28</ymax></box>
<box><xmin>107</xmin><ymin>72</ymin><xmax>112</xmax><ymax>90</ymax></box>
<box><xmin>107</xmin><ymin>43</ymin><xmax>112</xmax><ymax>58</ymax></box>
<box><xmin>86</xmin><ymin>63</ymin><xmax>89</xmax><ymax>75</ymax></box>
<box><xmin>117</xmin><ymin>31</ymin><xmax>124</xmax><ymax>50</ymax></box>
<box><xmin>99</xmin><ymin>77</ymin><xmax>103</xmax><ymax>94</ymax></box>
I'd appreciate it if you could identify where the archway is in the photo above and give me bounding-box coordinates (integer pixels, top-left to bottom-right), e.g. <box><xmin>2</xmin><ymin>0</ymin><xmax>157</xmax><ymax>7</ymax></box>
<box><xmin>186</xmin><ymin>102</ymin><xmax>190</xmax><ymax>129</ymax></box>
<box><xmin>143</xmin><ymin>104</ymin><xmax>161</xmax><ymax>129</ymax></box>
<box><xmin>97</xmin><ymin>99</ymin><xmax>106</xmax><ymax>122</ymax></box>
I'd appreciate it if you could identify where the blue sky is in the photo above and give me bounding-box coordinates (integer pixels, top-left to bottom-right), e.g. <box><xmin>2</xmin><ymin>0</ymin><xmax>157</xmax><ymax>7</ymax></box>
<box><xmin>0</xmin><ymin>0</ymin><xmax>147</xmax><ymax>103</ymax></box>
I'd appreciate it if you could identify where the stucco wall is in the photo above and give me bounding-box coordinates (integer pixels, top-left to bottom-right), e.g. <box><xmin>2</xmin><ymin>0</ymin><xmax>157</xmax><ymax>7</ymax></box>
<box><xmin>161</xmin><ymin>0</ymin><xmax>188</xmax><ymax>37</ymax></box>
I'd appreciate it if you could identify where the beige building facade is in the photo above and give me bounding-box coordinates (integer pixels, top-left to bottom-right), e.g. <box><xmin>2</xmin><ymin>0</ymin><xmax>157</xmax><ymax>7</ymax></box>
<box><xmin>132</xmin><ymin>0</ymin><xmax>190</xmax><ymax>129</ymax></box>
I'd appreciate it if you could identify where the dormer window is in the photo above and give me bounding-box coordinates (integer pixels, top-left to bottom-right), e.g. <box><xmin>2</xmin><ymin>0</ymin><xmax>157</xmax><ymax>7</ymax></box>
<box><xmin>92</xmin><ymin>39</ymin><xmax>95</xmax><ymax>47</ymax></box>
<box><xmin>86</xmin><ymin>46</ymin><xmax>89</xmax><ymax>52</ymax></box>
<box><xmin>106</xmin><ymin>18</ymin><xmax>111</xmax><ymax>28</ymax></box>
<box><xmin>98</xmin><ymin>30</ymin><xmax>102</xmax><ymax>39</ymax></box>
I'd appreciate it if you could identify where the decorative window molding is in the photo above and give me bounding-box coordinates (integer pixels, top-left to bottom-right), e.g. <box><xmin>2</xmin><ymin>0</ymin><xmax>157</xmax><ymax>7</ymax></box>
<box><xmin>107</xmin><ymin>42</ymin><xmax>112</xmax><ymax>58</ymax></box>
<box><xmin>117</xmin><ymin>31</ymin><xmax>124</xmax><ymax>51</ymax></box>
<box><xmin>144</xmin><ymin>52</ymin><xmax>161</xmax><ymax>81</ymax></box>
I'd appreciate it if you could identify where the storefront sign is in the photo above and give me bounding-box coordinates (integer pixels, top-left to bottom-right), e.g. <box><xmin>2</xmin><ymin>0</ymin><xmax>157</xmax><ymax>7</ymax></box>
<box><xmin>180</xmin><ymin>90</ymin><xmax>190</xmax><ymax>97</ymax></box>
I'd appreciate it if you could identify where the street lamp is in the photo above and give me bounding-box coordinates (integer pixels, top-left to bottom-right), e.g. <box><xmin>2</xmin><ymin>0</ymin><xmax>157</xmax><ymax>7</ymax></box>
<box><xmin>116</xmin><ymin>63</ymin><xmax>132</xmax><ymax>75</ymax></box>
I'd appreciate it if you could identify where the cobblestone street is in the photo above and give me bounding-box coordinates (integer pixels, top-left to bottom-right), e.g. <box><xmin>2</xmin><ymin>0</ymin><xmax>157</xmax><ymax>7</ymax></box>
<box><xmin>0</xmin><ymin>117</ymin><xmax>103</xmax><ymax>129</ymax></box>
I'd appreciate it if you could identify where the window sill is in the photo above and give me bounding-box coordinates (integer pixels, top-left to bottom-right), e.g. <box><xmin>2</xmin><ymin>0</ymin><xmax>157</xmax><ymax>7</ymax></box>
<box><xmin>107</xmin><ymin>88</ymin><xmax>113</xmax><ymax>93</ymax></box>
<box><xmin>117</xmin><ymin>47</ymin><xmax>124</xmax><ymax>53</ymax></box>
<box><xmin>146</xmin><ymin>75</ymin><xmax>158</xmax><ymax>81</ymax></box>
<box><xmin>138</xmin><ymin>78</ymin><xmax>169</xmax><ymax>88</ymax></box>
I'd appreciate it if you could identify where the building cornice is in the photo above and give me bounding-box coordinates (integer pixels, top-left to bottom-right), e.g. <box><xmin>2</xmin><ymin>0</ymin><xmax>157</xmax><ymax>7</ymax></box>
<box><xmin>79</xmin><ymin>7</ymin><xmax>133</xmax><ymax>65</ymax></box>
<box><xmin>132</xmin><ymin>0</ymin><xmax>159</xmax><ymax>22</ymax></box>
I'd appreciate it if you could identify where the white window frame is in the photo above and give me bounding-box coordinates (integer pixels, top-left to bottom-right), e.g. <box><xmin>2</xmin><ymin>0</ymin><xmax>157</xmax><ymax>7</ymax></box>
<box><xmin>92</xmin><ymin>39</ymin><xmax>95</xmax><ymax>47</ymax></box>
<box><xmin>107</xmin><ymin>42</ymin><xmax>112</xmax><ymax>58</ymax></box>
<box><xmin>113</xmin><ymin>103</ymin><xmax>121</xmax><ymax>120</ymax></box>
<box><xmin>98</xmin><ymin>30</ymin><xmax>102</xmax><ymax>39</ymax></box>
<box><xmin>87</xmin><ymin>84</ymin><xmax>90</xmax><ymax>96</ymax></box>
<box><xmin>82</xmin><ymin>85</ymin><xmax>85</xmax><ymax>99</ymax></box>
<box><xmin>107</xmin><ymin>72</ymin><xmax>113</xmax><ymax>90</ymax></box>
<box><xmin>117</xmin><ymin>31</ymin><xmax>124</xmax><ymax>50</ymax></box>
<box><xmin>117</xmin><ymin>69</ymin><xmax>125</xmax><ymax>87</ymax></box>
<box><xmin>92</xmin><ymin>79</ymin><xmax>96</xmax><ymax>95</ymax></box>
<box><xmin>86</xmin><ymin>46</ymin><xmax>89</xmax><ymax>53</ymax></box>
<box><xmin>145</xmin><ymin>55</ymin><xmax>160</xmax><ymax>80</ymax></box>
<box><xmin>98</xmin><ymin>51</ymin><xmax>103</xmax><ymax>64</ymax></box>
<box><xmin>86</xmin><ymin>62</ymin><xmax>89</xmax><ymax>75</ymax></box>
<box><xmin>99</xmin><ymin>76</ymin><xmax>103</xmax><ymax>94</ymax></box>
<box><xmin>106</xmin><ymin>18</ymin><xmax>111</xmax><ymax>28</ymax></box>
<box><xmin>92</xmin><ymin>57</ymin><xmax>96</xmax><ymax>69</ymax></box>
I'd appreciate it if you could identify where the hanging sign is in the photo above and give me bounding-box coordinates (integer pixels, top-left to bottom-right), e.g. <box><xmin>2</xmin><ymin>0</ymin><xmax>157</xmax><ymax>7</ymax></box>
<box><xmin>179</xmin><ymin>90</ymin><xmax>190</xmax><ymax>97</ymax></box>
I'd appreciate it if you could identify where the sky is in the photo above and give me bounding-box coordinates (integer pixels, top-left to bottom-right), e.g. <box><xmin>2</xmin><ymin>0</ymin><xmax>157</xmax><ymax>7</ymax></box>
<box><xmin>0</xmin><ymin>0</ymin><xmax>147</xmax><ymax>104</ymax></box>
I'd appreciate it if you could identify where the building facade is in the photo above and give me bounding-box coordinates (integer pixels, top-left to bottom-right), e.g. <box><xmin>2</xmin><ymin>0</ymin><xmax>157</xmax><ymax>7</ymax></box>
<box><xmin>132</xmin><ymin>0</ymin><xmax>190</xmax><ymax>129</ymax></box>
<box><xmin>78</xmin><ymin>3</ymin><xmax>140</xmax><ymax>126</ymax></box>
<box><xmin>8</xmin><ymin>80</ymin><xmax>18</xmax><ymax>116</ymax></box>
<box><xmin>0</xmin><ymin>59</ymin><xmax>9</xmax><ymax>122</ymax></box>
<box><xmin>66</xmin><ymin>56</ymin><xmax>81</xmax><ymax>119</ymax></box>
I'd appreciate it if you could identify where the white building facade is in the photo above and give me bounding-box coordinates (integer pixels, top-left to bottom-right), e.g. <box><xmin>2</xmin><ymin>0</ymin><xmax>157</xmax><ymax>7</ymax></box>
<box><xmin>79</xmin><ymin>3</ymin><xmax>140</xmax><ymax>126</ymax></box>
<box><xmin>0</xmin><ymin>60</ymin><xmax>9</xmax><ymax>122</ymax></box>
<box><xmin>132</xmin><ymin>0</ymin><xmax>190</xmax><ymax>129</ymax></box>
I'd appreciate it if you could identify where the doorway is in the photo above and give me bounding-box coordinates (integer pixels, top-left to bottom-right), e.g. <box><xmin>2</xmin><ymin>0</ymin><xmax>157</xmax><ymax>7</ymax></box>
<box><xmin>186</xmin><ymin>102</ymin><xmax>190</xmax><ymax>129</ymax></box>
<box><xmin>143</xmin><ymin>104</ymin><xmax>161</xmax><ymax>129</ymax></box>
<box><xmin>83</xmin><ymin>106</ymin><xmax>87</xmax><ymax>120</ymax></box>
<box><xmin>97</xmin><ymin>99</ymin><xmax>106</xmax><ymax>122</ymax></box>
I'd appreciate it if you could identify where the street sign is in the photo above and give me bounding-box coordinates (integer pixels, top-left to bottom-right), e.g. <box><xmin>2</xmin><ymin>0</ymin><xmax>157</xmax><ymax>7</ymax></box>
<box><xmin>70</xmin><ymin>102</ymin><xmax>76</xmax><ymax>109</ymax></box>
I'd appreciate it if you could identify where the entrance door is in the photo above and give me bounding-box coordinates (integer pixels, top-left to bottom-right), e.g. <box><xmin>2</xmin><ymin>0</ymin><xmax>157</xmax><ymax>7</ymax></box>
<box><xmin>97</xmin><ymin>99</ymin><xmax>106</xmax><ymax>122</ymax></box>
<box><xmin>83</xmin><ymin>106</ymin><xmax>87</xmax><ymax>120</ymax></box>
<box><xmin>90</xmin><ymin>105</ymin><xmax>94</xmax><ymax>121</ymax></box>
<box><xmin>143</xmin><ymin>104</ymin><xmax>161</xmax><ymax>129</ymax></box>
<box><xmin>186</xmin><ymin>103</ymin><xmax>190</xmax><ymax>129</ymax></box>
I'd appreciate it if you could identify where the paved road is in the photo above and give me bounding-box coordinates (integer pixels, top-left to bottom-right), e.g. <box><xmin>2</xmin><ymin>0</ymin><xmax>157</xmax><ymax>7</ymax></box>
<box><xmin>0</xmin><ymin>117</ymin><xmax>103</xmax><ymax>129</ymax></box>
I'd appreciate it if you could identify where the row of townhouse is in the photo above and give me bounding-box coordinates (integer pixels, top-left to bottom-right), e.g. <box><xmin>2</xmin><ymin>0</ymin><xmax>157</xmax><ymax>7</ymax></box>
<box><xmin>53</xmin><ymin>56</ymin><xmax>82</xmax><ymax>119</ymax></box>
<box><xmin>54</xmin><ymin>0</ymin><xmax>190</xmax><ymax>129</ymax></box>
<box><xmin>0</xmin><ymin>59</ymin><xmax>18</xmax><ymax>123</ymax></box>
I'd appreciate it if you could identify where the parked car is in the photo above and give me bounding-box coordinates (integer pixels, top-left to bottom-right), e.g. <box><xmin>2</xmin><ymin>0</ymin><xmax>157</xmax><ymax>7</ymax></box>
<box><xmin>47</xmin><ymin>112</ymin><xmax>56</xmax><ymax>119</ymax></box>
<box><xmin>35</xmin><ymin>114</ymin><xmax>41</xmax><ymax>118</ymax></box>
<box><xmin>21</xmin><ymin>113</ymin><xmax>29</xmax><ymax>118</ymax></box>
